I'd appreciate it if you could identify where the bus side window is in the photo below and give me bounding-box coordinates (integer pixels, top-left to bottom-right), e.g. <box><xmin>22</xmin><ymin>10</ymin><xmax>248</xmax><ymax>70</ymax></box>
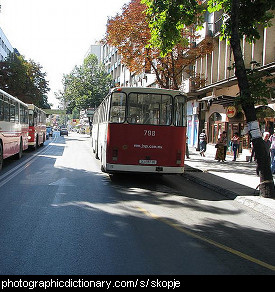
<box><xmin>3</xmin><ymin>100</ymin><xmax>10</xmax><ymax>122</ymax></box>
<box><xmin>10</xmin><ymin>102</ymin><xmax>15</xmax><ymax>123</ymax></box>
<box><xmin>34</xmin><ymin>110</ymin><xmax>38</xmax><ymax>126</ymax></box>
<box><xmin>20</xmin><ymin>105</ymin><xmax>28</xmax><ymax>124</ymax></box>
<box><xmin>15</xmin><ymin>102</ymin><xmax>19</xmax><ymax>122</ymax></box>
<box><xmin>20</xmin><ymin>105</ymin><xmax>23</xmax><ymax>124</ymax></box>
<box><xmin>110</xmin><ymin>92</ymin><xmax>126</xmax><ymax>123</ymax></box>
<box><xmin>25</xmin><ymin>108</ymin><xmax>29</xmax><ymax>124</ymax></box>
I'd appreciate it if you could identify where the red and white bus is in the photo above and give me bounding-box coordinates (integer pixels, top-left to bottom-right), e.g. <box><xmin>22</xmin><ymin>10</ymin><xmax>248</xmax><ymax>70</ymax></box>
<box><xmin>0</xmin><ymin>89</ymin><xmax>29</xmax><ymax>170</ymax></box>
<box><xmin>91</xmin><ymin>87</ymin><xmax>187</xmax><ymax>174</ymax></box>
<box><xmin>27</xmin><ymin>104</ymin><xmax>47</xmax><ymax>149</ymax></box>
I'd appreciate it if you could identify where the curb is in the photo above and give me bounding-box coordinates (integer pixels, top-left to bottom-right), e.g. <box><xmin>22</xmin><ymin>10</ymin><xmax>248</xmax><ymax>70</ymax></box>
<box><xmin>235</xmin><ymin>196</ymin><xmax>275</xmax><ymax>219</ymax></box>
<box><xmin>166</xmin><ymin>171</ymin><xmax>274</xmax><ymax>219</ymax></box>
<box><xmin>183</xmin><ymin>169</ymin><xmax>275</xmax><ymax>219</ymax></box>
<box><xmin>182</xmin><ymin>172</ymin><xmax>241</xmax><ymax>200</ymax></box>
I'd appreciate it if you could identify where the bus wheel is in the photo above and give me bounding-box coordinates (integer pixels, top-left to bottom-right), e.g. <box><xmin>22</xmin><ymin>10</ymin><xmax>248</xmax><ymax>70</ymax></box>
<box><xmin>15</xmin><ymin>139</ymin><xmax>23</xmax><ymax>160</ymax></box>
<box><xmin>0</xmin><ymin>142</ymin><xmax>3</xmax><ymax>170</ymax></box>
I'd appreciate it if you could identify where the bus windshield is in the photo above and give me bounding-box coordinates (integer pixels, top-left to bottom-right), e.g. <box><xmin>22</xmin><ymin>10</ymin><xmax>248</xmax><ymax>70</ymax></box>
<box><xmin>127</xmin><ymin>93</ymin><xmax>172</xmax><ymax>125</ymax></box>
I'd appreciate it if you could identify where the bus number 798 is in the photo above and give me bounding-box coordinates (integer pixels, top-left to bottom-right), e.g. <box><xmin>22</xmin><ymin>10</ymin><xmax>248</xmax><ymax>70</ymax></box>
<box><xmin>144</xmin><ymin>130</ymin><xmax>156</xmax><ymax>137</ymax></box>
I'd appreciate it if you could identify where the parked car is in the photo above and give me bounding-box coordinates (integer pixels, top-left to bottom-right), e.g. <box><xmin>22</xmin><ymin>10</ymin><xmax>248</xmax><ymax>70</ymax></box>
<box><xmin>60</xmin><ymin>128</ymin><xmax>68</xmax><ymax>136</ymax></box>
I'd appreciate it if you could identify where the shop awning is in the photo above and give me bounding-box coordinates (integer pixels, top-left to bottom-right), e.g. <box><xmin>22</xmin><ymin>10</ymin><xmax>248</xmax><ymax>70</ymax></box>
<box><xmin>200</xmin><ymin>95</ymin><xmax>236</xmax><ymax>107</ymax></box>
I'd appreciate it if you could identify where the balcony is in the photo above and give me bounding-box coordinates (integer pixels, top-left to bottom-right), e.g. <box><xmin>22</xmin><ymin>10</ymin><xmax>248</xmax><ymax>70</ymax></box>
<box><xmin>196</xmin><ymin>22</ymin><xmax>213</xmax><ymax>44</ymax></box>
<box><xmin>213</xmin><ymin>17</ymin><xmax>223</xmax><ymax>36</ymax></box>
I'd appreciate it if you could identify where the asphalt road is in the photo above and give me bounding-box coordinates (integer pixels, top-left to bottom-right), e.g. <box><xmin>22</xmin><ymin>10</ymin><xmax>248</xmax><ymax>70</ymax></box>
<box><xmin>0</xmin><ymin>132</ymin><xmax>274</xmax><ymax>275</ymax></box>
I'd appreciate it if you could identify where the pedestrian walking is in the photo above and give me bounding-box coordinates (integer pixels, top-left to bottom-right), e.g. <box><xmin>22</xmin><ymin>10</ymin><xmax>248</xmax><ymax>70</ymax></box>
<box><xmin>199</xmin><ymin>129</ymin><xmax>207</xmax><ymax>157</ymax></box>
<box><xmin>215</xmin><ymin>131</ymin><xmax>227</xmax><ymax>162</ymax></box>
<box><xmin>222</xmin><ymin>131</ymin><xmax>228</xmax><ymax>161</ymax></box>
<box><xmin>231</xmin><ymin>132</ymin><xmax>240</xmax><ymax>161</ymax></box>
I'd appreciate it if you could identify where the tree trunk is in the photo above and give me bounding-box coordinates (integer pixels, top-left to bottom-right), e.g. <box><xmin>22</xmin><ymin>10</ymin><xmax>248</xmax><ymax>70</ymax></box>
<box><xmin>230</xmin><ymin>0</ymin><xmax>274</xmax><ymax>198</ymax></box>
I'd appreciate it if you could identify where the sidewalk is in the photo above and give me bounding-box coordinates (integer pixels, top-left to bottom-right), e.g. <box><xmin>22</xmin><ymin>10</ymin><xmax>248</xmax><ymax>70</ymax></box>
<box><xmin>178</xmin><ymin>145</ymin><xmax>275</xmax><ymax>219</ymax></box>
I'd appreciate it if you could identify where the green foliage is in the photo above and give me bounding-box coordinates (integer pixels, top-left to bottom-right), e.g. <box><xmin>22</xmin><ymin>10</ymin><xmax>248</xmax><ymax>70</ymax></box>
<box><xmin>142</xmin><ymin>0</ymin><xmax>205</xmax><ymax>54</ymax></box>
<box><xmin>143</xmin><ymin>0</ymin><xmax>275</xmax><ymax>53</ymax></box>
<box><xmin>58</xmin><ymin>54</ymin><xmax>112</xmax><ymax>111</ymax></box>
<box><xmin>0</xmin><ymin>53</ymin><xmax>50</xmax><ymax>108</ymax></box>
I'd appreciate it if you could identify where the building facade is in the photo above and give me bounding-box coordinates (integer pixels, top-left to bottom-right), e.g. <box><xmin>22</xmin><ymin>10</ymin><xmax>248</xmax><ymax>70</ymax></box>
<box><xmin>0</xmin><ymin>27</ymin><xmax>13</xmax><ymax>61</ymax></box>
<box><xmin>187</xmin><ymin>10</ymin><xmax>275</xmax><ymax>159</ymax></box>
<box><xmin>100</xmin><ymin>43</ymin><xmax>156</xmax><ymax>88</ymax></box>
<box><xmin>84</xmin><ymin>44</ymin><xmax>102</xmax><ymax>62</ymax></box>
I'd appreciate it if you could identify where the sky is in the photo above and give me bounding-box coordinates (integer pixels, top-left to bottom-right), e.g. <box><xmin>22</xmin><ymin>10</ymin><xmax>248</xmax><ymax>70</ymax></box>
<box><xmin>0</xmin><ymin>0</ymin><xmax>129</xmax><ymax>108</ymax></box>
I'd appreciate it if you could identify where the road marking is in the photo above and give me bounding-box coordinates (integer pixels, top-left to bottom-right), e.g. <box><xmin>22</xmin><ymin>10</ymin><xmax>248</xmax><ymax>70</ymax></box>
<box><xmin>136</xmin><ymin>206</ymin><xmax>275</xmax><ymax>272</ymax></box>
<box><xmin>50</xmin><ymin>178</ymin><xmax>76</xmax><ymax>205</ymax></box>
<box><xmin>0</xmin><ymin>136</ymin><xmax>59</xmax><ymax>187</ymax></box>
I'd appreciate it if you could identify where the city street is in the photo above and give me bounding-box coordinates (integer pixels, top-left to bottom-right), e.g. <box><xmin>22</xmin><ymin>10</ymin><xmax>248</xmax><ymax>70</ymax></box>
<box><xmin>0</xmin><ymin>132</ymin><xmax>274</xmax><ymax>275</ymax></box>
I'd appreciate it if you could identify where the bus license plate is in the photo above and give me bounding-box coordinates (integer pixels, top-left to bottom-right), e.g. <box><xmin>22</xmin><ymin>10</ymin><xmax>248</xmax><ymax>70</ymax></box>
<box><xmin>139</xmin><ymin>160</ymin><xmax>157</xmax><ymax>165</ymax></box>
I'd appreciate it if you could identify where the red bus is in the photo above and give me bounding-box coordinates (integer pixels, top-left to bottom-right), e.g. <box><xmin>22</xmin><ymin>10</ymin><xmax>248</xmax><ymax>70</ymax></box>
<box><xmin>27</xmin><ymin>104</ymin><xmax>46</xmax><ymax>149</ymax></box>
<box><xmin>0</xmin><ymin>89</ymin><xmax>29</xmax><ymax>170</ymax></box>
<box><xmin>91</xmin><ymin>87</ymin><xmax>187</xmax><ymax>174</ymax></box>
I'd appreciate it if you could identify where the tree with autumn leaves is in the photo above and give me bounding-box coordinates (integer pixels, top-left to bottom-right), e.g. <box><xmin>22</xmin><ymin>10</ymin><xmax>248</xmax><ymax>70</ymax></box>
<box><xmin>106</xmin><ymin>0</ymin><xmax>213</xmax><ymax>90</ymax></box>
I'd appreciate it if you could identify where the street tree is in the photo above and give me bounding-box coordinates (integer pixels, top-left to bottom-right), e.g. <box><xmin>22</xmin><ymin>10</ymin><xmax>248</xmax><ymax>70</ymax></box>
<box><xmin>0</xmin><ymin>52</ymin><xmax>50</xmax><ymax>108</ymax></box>
<box><xmin>57</xmin><ymin>54</ymin><xmax>112</xmax><ymax>112</ymax></box>
<box><xmin>106</xmin><ymin>0</ymin><xmax>213</xmax><ymax>90</ymax></box>
<box><xmin>143</xmin><ymin>0</ymin><xmax>275</xmax><ymax>198</ymax></box>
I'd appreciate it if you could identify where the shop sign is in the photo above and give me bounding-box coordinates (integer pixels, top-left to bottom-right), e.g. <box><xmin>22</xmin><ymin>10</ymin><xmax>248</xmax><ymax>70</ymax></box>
<box><xmin>226</xmin><ymin>106</ymin><xmax>237</xmax><ymax>118</ymax></box>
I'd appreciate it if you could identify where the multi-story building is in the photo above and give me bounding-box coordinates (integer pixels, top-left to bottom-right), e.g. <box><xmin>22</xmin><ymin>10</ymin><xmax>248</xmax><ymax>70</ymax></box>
<box><xmin>100</xmin><ymin>43</ymin><xmax>156</xmax><ymax>88</ymax></box>
<box><xmin>84</xmin><ymin>43</ymin><xmax>102</xmax><ymax>62</ymax></box>
<box><xmin>184</xmin><ymin>10</ymin><xmax>275</xmax><ymax>159</ymax></box>
<box><xmin>0</xmin><ymin>27</ymin><xmax>13</xmax><ymax>61</ymax></box>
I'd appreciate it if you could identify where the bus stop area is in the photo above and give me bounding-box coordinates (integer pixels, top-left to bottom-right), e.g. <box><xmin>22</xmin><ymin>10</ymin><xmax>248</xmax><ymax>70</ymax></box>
<box><xmin>165</xmin><ymin>145</ymin><xmax>275</xmax><ymax>220</ymax></box>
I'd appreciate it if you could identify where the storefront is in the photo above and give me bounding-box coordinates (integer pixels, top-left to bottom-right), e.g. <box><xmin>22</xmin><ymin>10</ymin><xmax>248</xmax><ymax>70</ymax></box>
<box><xmin>200</xmin><ymin>95</ymin><xmax>275</xmax><ymax>159</ymax></box>
<box><xmin>256</xmin><ymin>105</ymin><xmax>275</xmax><ymax>134</ymax></box>
<box><xmin>200</xmin><ymin>95</ymin><xmax>247</xmax><ymax>158</ymax></box>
